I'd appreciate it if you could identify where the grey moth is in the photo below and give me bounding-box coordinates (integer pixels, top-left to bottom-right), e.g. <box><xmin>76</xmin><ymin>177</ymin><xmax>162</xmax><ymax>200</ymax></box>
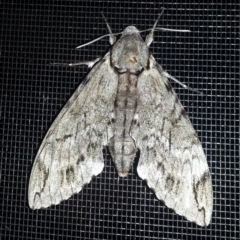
<box><xmin>28</xmin><ymin>13</ymin><xmax>213</xmax><ymax>227</ymax></box>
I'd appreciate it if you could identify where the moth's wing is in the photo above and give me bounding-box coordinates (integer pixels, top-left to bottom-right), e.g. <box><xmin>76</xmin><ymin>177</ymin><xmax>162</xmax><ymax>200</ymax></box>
<box><xmin>131</xmin><ymin>56</ymin><xmax>213</xmax><ymax>226</ymax></box>
<box><xmin>28</xmin><ymin>53</ymin><xmax>117</xmax><ymax>209</ymax></box>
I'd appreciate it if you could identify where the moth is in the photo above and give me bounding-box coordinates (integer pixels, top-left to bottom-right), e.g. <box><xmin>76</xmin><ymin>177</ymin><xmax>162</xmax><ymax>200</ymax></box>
<box><xmin>28</xmin><ymin>12</ymin><xmax>213</xmax><ymax>227</ymax></box>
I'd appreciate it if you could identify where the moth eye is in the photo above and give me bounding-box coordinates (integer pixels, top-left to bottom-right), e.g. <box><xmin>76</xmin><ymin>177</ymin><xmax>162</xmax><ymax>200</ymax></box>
<box><xmin>108</xmin><ymin>118</ymin><xmax>115</xmax><ymax>125</ymax></box>
<box><xmin>114</xmin><ymin>65</ymin><xmax>126</xmax><ymax>74</ymax></box>
<box><xmin>135</xmin><ymin>67</ymin><xmax>143</xmax><ymax>76</ymax></box>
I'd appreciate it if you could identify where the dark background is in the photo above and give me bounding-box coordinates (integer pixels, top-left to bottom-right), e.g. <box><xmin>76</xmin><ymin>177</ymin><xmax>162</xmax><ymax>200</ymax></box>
<box><xmin>1</xmin><ymin>1</ymin><xmax>239</xmax><ymax>239</ymax></box>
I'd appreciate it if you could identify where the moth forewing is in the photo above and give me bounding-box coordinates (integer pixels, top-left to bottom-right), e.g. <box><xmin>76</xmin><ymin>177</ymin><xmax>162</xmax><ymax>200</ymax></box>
<box><xmin>29</xmin><ymin>14</ymin><xmax>212</xmax><ymax>227</ymax></box>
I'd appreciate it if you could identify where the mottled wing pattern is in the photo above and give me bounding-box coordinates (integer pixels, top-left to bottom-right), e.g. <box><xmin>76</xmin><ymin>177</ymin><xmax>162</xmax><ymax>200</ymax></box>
<box><xmin>131</xmin><ymin>56</ymin><xmax>213</xmax><ymax>226</ymax></box>
<box><xmin>28</xmin><ymin>53</ymin><xmax>117</xmax><ymax>209</ymax></box>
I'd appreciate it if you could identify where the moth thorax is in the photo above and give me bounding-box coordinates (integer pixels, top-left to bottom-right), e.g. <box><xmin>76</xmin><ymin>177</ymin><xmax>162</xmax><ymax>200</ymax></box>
<box><xmin>114</xmin><ymin>54</ymin><xmax>143</xmax><ymax>75</ymax></box>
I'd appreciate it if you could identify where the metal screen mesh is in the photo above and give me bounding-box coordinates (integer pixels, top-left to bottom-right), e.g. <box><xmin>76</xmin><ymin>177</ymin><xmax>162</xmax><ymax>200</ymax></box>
<box><xmin>1</xmin><ymin>1</ymin><xmax>239</xmax><ymax>239</ymax></box>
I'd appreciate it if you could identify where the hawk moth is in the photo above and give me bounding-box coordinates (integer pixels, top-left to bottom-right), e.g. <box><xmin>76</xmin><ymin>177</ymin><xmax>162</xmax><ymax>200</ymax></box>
<box><xmin>28</xmin><ymin>13</ymin><xmax>213</xmax><ymax>227</ymax></box>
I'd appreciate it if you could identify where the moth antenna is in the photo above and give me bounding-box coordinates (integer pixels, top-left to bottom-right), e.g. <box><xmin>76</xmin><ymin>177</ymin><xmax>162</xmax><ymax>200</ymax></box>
<box><xmin>139</xmin><ymin>27</ymin><xmax>190</xmax><ymax>34</ymax></box>
<box><xmin>145</xmin><ymin>8</ymin><xmax>165</xmax><ymax>46</ymax></box>
<box><xmin>76</xmin><ymin>30</ymin><xmax>123</xmax><ymax>49</ymax></box>
<box><xmin>76</xmin><ymin>32</ymin><xmax>121</xmax><ymax>49</ymax></box>
<box><xmin>101</xmin><ymin>12</ymin><xmax>116</xmax><ymax>44</ymax></box>
<box><xmin>77</xmin><ymin>9</ymin><xmax>190</xmax><ymax>50</ymax></box>
<box><xmin>154</xmin><ymin>27</ymin><xmax>191</xmax><ymax>32</ymax></box>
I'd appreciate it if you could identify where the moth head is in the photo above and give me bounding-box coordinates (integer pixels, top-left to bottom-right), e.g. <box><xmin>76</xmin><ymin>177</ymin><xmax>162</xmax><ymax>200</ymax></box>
<box><xmin>111</xmin><ymin>27</ymin><xmax>149</xmax><ymax>75</ymax></box>
<box><xmin>122</xmin><ymin>26</ymin><xmax>140</xmax><ymax>35</ymax></box>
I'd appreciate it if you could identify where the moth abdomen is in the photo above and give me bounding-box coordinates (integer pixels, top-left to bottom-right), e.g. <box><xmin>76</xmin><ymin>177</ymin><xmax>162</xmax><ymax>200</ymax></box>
<box><xmin>108</xmin><ymin>136</ymin><xmax>137</xmax><ymax>177</ymax></box>
<box><xmin>108</xmin><ymin>71</ymin><xmax>139</xmax><ymax>177</ymax></box>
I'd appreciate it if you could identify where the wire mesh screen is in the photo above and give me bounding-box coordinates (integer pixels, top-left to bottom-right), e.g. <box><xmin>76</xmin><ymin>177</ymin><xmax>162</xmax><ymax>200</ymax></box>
<box><xmin>1</xmin><ymin>1</ymin><xmax>239</xmax><ymax>239</ymax></box>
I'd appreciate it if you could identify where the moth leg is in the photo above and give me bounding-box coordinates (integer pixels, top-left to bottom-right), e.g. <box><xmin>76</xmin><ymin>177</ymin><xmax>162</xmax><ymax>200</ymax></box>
<box><xmin>162</xmin><ymin>70</ymin><xmax>203</xmax><ymax>95</ymax></box>
<box><xmin>101</xmin><ymin>12</ymin><xmax>116</xmax><ymax>44</ymax></box>
<box><xmin>145</xmin><ymin>8</ymin><xmax>165</xmax><ymax>46</ymax></box>
<box><xmin>51</xmin><ymin>58</ymin><xmax>101</xmax><ymax>68</ymax></box>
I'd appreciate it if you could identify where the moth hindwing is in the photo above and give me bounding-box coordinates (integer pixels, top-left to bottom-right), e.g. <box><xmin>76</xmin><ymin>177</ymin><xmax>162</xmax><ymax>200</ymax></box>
<box><xmin>29</xmin><ymin>15</ymin><xmax>213</xmax><ymax>227</ymax></box>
